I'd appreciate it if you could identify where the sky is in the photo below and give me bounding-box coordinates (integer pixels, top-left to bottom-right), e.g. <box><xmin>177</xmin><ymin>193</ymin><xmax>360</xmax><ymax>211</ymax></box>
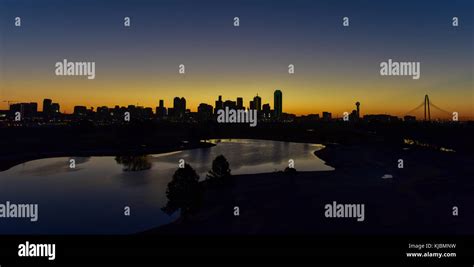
<box><xmin>0</xmin><ymin>0</ymin><xmax>473</xmax><ymax>119</ymax></box>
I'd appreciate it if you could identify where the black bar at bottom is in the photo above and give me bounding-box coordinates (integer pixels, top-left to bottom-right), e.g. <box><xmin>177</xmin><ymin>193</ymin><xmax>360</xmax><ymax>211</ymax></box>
<box><xmin>0</xmin><ymin>235</ymin><xmax>472</xmax><ymax>266</ymax></box>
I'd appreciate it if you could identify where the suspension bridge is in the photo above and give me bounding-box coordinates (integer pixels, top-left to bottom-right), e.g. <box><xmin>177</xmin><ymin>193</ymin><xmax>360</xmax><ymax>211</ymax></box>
<box><xmin>404</xmin><ymin>95</ymin><xmax>454</xmax><ymax>121</ymax></box>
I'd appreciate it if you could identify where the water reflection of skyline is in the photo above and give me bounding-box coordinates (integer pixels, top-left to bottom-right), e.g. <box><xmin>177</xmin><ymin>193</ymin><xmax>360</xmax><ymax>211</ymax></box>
<box><xmin>148</xmin><ymin>139</ymin><xmax>332</xmax><ymax>177</ymax></box>
<box><xmin>0</xmin><ymin>139</ymin><xmax>332</xmax><ymax>234</ymax></box>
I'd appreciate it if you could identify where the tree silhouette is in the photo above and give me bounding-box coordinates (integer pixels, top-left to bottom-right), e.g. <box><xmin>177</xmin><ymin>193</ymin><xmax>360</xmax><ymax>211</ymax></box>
<box><xmin>115</xmin><ymin>155</ymin><xmax>151</xmax><ymax>171</ymax></box>
<box><xmin>206</xmin><ymin>155</ymin><xmax>231</xmax><ymax>184</ymax></box>
<box><xmin>162</xmin><ymin>163</ymin><xmax>202</xmax><ymax>219</ymax></box>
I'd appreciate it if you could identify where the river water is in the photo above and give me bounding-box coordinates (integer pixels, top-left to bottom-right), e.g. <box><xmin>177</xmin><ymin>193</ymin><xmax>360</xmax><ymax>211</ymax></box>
<box><xmin>0</xmin><ymin>139</ymin><xmax>333</xmax><ymax>234</ymax></box>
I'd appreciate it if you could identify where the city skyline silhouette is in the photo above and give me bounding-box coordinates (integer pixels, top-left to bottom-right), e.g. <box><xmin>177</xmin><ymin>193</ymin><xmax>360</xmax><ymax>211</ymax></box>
<box><xmin>2</xmin><ymin>92</ymin><xmax>469</xmax><ymax>121</ymax></box>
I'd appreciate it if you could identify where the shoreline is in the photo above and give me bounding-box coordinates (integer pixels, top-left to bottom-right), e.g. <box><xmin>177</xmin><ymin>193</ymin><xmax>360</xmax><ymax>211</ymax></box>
<box><xmin>0</xmin><ymin>137</ymin><xmax>354</xmax><ymax>172</ymax></box>
<box><xmin>0</xmin><ymin>138</ymin><xmax>327</xmax><ymax>172</ymax></box>
<box><xmin>0</xmin><ymin>141</ymin><xmax>215</xmax><ymax>172</ymax></box>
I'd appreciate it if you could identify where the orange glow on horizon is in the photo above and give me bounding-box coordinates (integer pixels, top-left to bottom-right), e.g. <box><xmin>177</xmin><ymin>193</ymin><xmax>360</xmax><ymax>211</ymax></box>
<box><xmin>1</xmin><ymin>73</ymin><xmax>472</xmax><ymax>119</ymax></box>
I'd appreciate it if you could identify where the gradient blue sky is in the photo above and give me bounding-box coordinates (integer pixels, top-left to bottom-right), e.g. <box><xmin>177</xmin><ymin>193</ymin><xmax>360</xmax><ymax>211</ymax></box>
<box><xmin>0</xmin><ymin>0</ymin><xmax>472</xmax><ymax>118</ymax></box>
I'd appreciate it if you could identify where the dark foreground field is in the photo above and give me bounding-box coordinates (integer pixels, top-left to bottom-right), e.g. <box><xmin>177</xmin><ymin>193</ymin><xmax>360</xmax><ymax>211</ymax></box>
<box><xmin>2</xmin><ymin>121</ymin><xmax>473</xmax><ymax>234</ymax></box>
<box><xmin>147</xmin><ymin>143</ymin><xmax>474</xmax><ymax>235</ymax></box>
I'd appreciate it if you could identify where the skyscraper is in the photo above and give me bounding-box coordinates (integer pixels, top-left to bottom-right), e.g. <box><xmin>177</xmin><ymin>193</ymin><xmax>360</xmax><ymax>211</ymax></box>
<box><xmin>249</xmin><ymin>100</ymin><xmax>255</xmax><ymax>110</ymax></box>
<box><xmin>156</xmin><ymin>99</ymin><xmax>166</xmax><ymax>118</ymax></box>
<box><xmin>198</xmin><ymin>103</ymin><xmax>213</xmax><ymax>120</ymax></box>
<box><xmin>180</xmin><ymin>97</ymin><xmax>186</xmax><ymax>115</ymax></box>
<box><xmin>356</xmin><ymin>102</ymin><xmax>360</xmax><ymax>118</ymax></box>
<box><xmin>215</xmin><ymin>95</ymin><xmax>223</xmax><ymax>113</ymax></box>
<box><xmin>236</xmin><ymin>97</ymin><xmax>243</xmax><ymax>109</ymax></box>
<box><xmin>173</xmin><ymin>97</ymin><xmax>186</xmax><ymax>118</ymax></box>
<box><xmin>43</xmin><ymin>99</ymin><xmax>52</xmax><ymax>114</ymax></box>
<box><xmin>173</xmin><ymin>97</ymin><xmax>181</xmax><ymax>111</ymax></box>
<box><xmin>262</xmin><ymin>103</ymin><xmax>271</xmax><ymax>118</ymax></box>
<box><xmin>253</xmin><ymin>95</ymin><xmax>262</xmax><ymax>111</ymax></box>
<box><xmin>274</xmin><ymin>90</ymin><xmax>282</xmax><ymax>117</ymax></box>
